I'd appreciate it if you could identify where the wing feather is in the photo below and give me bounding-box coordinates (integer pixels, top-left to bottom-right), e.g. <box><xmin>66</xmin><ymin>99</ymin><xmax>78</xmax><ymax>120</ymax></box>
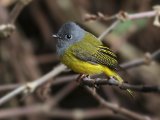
<box><xmin>70</xmin><ymin>32</ymin><xmax>120</xmax><ymax>71</ymax></box>
<box><xmin>71</xmin><ymin>44</ymin><xmax>119</xmax><ymax>70</ymax></box>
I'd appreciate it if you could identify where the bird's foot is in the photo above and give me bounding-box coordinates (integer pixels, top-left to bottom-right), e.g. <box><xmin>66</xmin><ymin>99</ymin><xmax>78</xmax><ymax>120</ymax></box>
<box><xmin>108</xmin><ymin>76</ymin><xmax>116</xmax><ymax>85</ymax></box>
<box><xmin>76</xmin><ymin>74</ymin><xmax>87</xmax><ymax>83</ymax></box>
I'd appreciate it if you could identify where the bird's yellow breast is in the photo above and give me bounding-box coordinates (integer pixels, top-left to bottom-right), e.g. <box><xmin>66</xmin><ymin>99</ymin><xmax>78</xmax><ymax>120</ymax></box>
<box><xmin>60</xmin><ymin>51</ymin><xmax>103</xmax><ymax>75</ymax></box>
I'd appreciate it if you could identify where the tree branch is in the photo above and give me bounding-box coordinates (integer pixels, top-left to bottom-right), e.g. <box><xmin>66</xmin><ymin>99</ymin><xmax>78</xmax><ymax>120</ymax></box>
<box><xmin>0</xmin><ymin>105</ymin><xmax>118</xmax><ymax>119</ymax></box>
<box><xmin>82</xmin><ymin>77</ymin><xmax>160</xmax><ymax>93</ymax></box>
<box><xmin>98</xmin><ymin>20</ymin><xmax>120</xmax><ymax>40</ymax></box>
<box><xmin>85</xmin><ymin>87</ymin><xmax>151</xmax><ymax>120</ymax></box>
<box><xmin>120</xmin><ymin>49</ymin><xmax>160</xmax><ymax>69</ymax></box>
<box><xmin>0</xmin><ymin>6</ymin><xmax>160</xmax><ymax>107</ymax></box>
<box><xmin>0</xmin><ymin>48</ymin><xmax>159</xmax><ymax>105</ymax></box>
<box><xmin>0</xmin><ymin>64</ymin><xmax>66</xmax><ymax>106</ymax></box>
<box><xmin>94</xmin><ymin>9</ymin><xmax>158</xmax><ymax>40</ymax></box>
<box><xmin>8</xmin><ymin>0</ymin><xmax>32</xmax><ymax>23</ymax></box>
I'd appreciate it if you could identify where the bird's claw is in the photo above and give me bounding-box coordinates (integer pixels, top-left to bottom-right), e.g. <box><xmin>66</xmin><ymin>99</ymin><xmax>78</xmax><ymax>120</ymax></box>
<box><xmin>76</xmin><ymin>74</ymin><xmax>88</xmax><ymax>82</ymax></box>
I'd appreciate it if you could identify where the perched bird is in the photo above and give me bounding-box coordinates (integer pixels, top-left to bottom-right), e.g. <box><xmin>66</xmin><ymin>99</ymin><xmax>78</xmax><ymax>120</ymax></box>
<box><xmin>53</xmin><ymin>22</ymin><xmax>132</xmax><ymax>95</ymax></box>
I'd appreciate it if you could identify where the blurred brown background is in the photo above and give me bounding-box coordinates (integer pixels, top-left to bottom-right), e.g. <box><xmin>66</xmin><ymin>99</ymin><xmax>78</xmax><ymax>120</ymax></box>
<box><xmin>0</xmin><ymin>0</ymin><xmax>160</xmax><ymax>120</ymax></box>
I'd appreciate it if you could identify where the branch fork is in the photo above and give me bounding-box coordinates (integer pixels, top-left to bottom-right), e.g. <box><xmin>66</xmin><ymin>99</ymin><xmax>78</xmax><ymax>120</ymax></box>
<box><xmin>116</xmin><ymin>11</ymin><xmax>129</xmax><ymax>21</ymax></box>
<box><xmin>23</xmin><ymin>82</ymin><xmax>38</xmax><ymax>95</ymax></box>
<box><xmin>0</xmin><ymin>24</ymin><xmax>15</xmax><ymax>38</ymax></box>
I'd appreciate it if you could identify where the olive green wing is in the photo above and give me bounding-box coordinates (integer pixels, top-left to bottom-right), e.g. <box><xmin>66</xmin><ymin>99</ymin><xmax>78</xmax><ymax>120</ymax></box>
<box><xmin>71</xmin><ymin>40</ymin><xmax>120</xmax><ymax>71</ymax></box>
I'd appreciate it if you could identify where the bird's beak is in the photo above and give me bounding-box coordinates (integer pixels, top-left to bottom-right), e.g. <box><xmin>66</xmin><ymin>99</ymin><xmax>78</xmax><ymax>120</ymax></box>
<box><xmin>52</xmin><ymin>34</ymin><xmax>58</xmax><ymax>38</ymax></box>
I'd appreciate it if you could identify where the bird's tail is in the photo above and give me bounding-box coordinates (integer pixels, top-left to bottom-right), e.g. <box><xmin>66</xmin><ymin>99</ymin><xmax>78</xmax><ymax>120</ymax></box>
<box><xmin>103</xmin><ymin>67</ymin><xmax>134</xmax><ymax>97</ymax></box>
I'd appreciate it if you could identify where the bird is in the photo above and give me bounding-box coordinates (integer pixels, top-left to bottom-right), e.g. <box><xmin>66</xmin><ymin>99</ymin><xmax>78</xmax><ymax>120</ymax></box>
<box><xmin>53</xmin><ymin>21</ymin><xmax>132</xmax><ymax>95</ymax></box>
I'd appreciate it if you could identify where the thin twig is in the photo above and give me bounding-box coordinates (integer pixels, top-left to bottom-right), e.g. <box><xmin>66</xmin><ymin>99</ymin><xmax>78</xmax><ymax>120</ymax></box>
<box><xmin>46</xmin><ymin>108</ymin><xmax>115</xmax><ymax>119</ymax></box>
<box><xmin>84</xmin><ymin>11</ymin><xmax>156</xmax><ymax>22</ymax></box>
<box><xmin>49</xmin><ymin>82</ymin><xmax>78</xmax><ymax>107</ymax></box>
<box><xmin>120</xmin><ymin>49</ymin><xmax>160</xmax><ymax>69</ymax></box>
<box><xmin>95</xmin><ymin>9</ymin><xmax>158</xmax><ymax>40</ymax></box>
<box><xmin>8</xmin><ymin>0</ymin><xmax>32</xmax><ymax>23</ymax></box>
<box><xmin>98</xmin><ymin>20</ymin><xmax>120</xmax><ymax>40</ymax></box>
<box><xmin>0</xmin><ymin>84</ymin><xmax>20</xmax><ymax>92</ymax></box>
<box><xmin>0</xmin><ymin>105</ymin><xmax>119</xmax><ymax>119</ymax></box>
<box><xmin>0</xmin><ymin>0</ymin><xmax>32</xmax><ymax>38</ymax></box>
<box><xmin>85</xmin><ymin>87</ymin><xmax>151</xmax><ymax>120</ymax></box>
<box><xmin>128</xmin><ymin>11</ymin><xmax>156</xmax><ymax>20</ymax></box>
<box><xmin>0</xmin><ymin>64</ymin><xmax>66</xmax><ymax>106</ymax></box>
<box><xmin>82</xmin><ymin>77</ymin><xmax>160</xmax><ymax>93</ymax></box>
<box><xmin>0</xmin><ymin>75</ymin><xmax>78</xmax><ymax>92</ymax></box>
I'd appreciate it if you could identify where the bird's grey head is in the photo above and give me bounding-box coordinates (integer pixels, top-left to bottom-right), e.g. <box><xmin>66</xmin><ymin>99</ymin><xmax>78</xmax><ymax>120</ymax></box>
<box><xmin>53</xmin><ymin>22</ymin><xmax>85</xmax><ymax>56</ymax></box>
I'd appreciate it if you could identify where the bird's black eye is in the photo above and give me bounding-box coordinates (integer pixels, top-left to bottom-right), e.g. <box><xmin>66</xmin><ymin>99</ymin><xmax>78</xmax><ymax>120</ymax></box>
<box><xmin>65</xmin><ymin>34</ymin><xmax>72</xmax><ymax>39</ymax></box>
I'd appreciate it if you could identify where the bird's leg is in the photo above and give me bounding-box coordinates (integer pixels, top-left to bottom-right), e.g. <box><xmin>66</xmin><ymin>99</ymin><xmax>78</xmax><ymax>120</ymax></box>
<box><xmin>76</xmin><ymin>74</ymin><xmax>98</xmax><ymax>93</ymax></box>
<box><xmin>110</xmin><ymin>76</ymin><xmax>123</xmax><ymax>88</ymax></box>
<box><xmin>76</xmin><ymin>74</ymin><xmax>86</xmax><ymax>83</ymax></box>
<box><xmin>86</xmin><ymin>75</ymin><xmax>98</xmax><ymax>88</ymax></box>
<box><xmin>86</xmin><ymin>75</ymin><xmax>98</xmax><ymax>92</ymax></box>
<box><xmin>83</xmin><ymin>74</ymin><xmax>97</xmax><ymax>94</ymax></box>
<box><xmin>85</xmin><ymin>74</ymin><xmax>90</xmax><ymax>79</ymax></box>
